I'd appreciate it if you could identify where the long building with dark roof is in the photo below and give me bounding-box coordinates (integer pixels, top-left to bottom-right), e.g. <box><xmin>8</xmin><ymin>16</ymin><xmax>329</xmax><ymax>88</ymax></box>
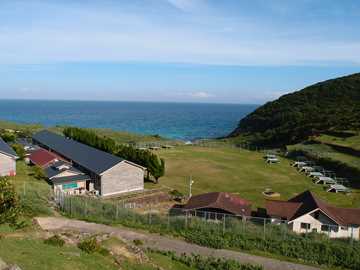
<box><xmin>32</xmin><ymin>130</ymin><xmax>145</xmax><ymax>196</ymax></box>
<box><xmin>0</xmin><ymin>137</ymin><xmax>18</xmax><ymax>176</ymax></box>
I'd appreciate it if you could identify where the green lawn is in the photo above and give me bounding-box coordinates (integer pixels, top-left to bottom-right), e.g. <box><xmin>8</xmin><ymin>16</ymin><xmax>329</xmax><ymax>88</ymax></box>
<box><xmin>316</xmin><ymin>133</ymin><xmax>360</xmax><ymax>151</ymax></box>
<box><xmin>146</xmin><ymin>146</ymin><xmax>360</xmax><ymax>208</ymax></box>
<box><xmin>0</xmin><ymin>237</ymin><xmax>119</xmax><ymax>270</ymax></box>
<box><xmin>288</xmin><ymin>142</ymin><xmax>360</xmax><ymax>169</ymax></box>
<box><xmin>0</xmin><ymin>234</ymin><xmax>196</xmax><ymax>270</ymax></box>
<box><xmin>0</xmin><ymin>119</ymin><xmax>42</xmax><ymax>133</ymax></box>
<box><xmin>11</xmin><ymin>161</ymin><xmax>54</xmax><ymax>218</ymax></box>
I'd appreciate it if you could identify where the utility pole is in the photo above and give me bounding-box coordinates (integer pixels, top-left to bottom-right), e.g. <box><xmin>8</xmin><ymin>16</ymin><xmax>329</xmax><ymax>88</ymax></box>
<box><xmin>189</xmin><ymin>176</ymin><xmax>194</xmax><ymax>198</ymax></box>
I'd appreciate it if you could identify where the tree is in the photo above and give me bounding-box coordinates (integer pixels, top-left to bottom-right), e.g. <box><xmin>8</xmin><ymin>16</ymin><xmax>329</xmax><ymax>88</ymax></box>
<box><xmin>32</xmin><ymin>166</ymin><xmax>46</xmax><ymax>180</ymax></box>
<box><xmin>0</xmin><ymin>132</ymin><xmax>16</xmax><ymax>143</ymax></box>
<box><xmin>11</xmin><ymin>143</ymin><xmax>26</xmax><ymax>160</ymax></box>
<box><xmin>0</xmin><ymin>177</ymin><xmax>20</xmax><ymax>225</ymax></box>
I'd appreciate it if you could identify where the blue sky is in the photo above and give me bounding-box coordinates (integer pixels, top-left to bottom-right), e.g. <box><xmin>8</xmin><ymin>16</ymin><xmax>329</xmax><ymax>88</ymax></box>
<box><xmin>0</xmin><ymin>0</ymin><xmax>359</xmax><ymax>104</ymax></box>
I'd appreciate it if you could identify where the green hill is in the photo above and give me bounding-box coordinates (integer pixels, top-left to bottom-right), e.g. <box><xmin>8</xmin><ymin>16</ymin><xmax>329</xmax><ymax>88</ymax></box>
<box><xmin>229</xmin><ymin>73</ymin><xmax>360</xmax><ymax>146</ymax></box>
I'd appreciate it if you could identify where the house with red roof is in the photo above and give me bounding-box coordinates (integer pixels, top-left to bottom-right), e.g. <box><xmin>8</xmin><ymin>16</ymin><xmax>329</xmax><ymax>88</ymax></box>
<box><xmin>266</xmin><ymin>190</ymin><xmax>360</xmax><ymax>239</ymax></box>
<box><xmin>183</xmin><ymin>192</ymin><xmax>252</xmax><ymax>218</ymax></box>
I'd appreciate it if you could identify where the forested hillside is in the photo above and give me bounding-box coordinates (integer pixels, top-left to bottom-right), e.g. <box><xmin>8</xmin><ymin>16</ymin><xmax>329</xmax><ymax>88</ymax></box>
<box><xmin>229</xmin><ymin>73</ymin><xmax>360</xmax><ymax>146</ymax></box>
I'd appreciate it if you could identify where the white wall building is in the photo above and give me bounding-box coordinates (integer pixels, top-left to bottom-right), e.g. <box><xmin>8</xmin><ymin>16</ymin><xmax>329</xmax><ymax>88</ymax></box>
<box><xmin>266</xmin><ymin>191</ymin><xmax>360</xmax><ymax>239</ymax></box>
<box><xmin>0</xmin><ymin>137</ymin><xmax>18</xmax><ymax>177</ymax></box>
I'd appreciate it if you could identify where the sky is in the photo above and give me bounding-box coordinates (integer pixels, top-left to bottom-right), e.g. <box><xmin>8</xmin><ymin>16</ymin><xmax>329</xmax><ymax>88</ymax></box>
<box><xmin>0</xmin><ymin>0</ymin><xmax>359</xmax><ymax>104</ymax></box>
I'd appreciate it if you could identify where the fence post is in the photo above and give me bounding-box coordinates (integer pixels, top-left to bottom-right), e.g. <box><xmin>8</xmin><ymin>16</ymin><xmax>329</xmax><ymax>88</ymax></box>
<box><xmin>167</xmin><ymin>212</ymin><xmax>170</xmax><ymax>230</ymax></box>
<box><xmin>69</xmin><ymin>196</ymin><xmax>72</xmax><ymax>217</ymax></box>
<box><xmin>223</xmin><ymin>215</ymin><xmax>226</xmax><ymax>234</ymax></box>
<box><xmin>242</xmin><ymin>217</ymin><xmax>246</xmax><ymax>233</ymax></box>
<box><xmin>84</xmin><ymin>199</ymin><xmax>87</xmax><ymax>216</ymax></box>
<box><xmin>116</xmin><ymin>203</ymin><xmax>119</xmax><ymax>220</ymax></box>
<box><xmin>263</xmin><ymin>218</ymin><xmax>266</xmax><ymax>240</ymax></box>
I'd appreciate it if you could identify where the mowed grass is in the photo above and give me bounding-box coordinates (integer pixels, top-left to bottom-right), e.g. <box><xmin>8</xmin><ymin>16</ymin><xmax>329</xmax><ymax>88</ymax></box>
<box><xmin>146</xmin><ymin>146</ymin><xmax>360</xmax><ymax>208</ymax></box>
<box><xmin>289</xmin><ymin>142</ymin><xmax>360</xmax><ymax>169</ymax></box>
<box><xmin>316</xmin><ymin>133</ymin><xmax>360</xmax><ymax>151</ymax></box>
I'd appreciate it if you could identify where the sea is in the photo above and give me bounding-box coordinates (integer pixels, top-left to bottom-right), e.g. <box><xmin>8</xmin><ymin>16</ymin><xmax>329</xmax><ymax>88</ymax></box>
<box><xmin>0</xmin><ymin>100</ymin><xmax>257</xmax><ymax>141</ymax></box>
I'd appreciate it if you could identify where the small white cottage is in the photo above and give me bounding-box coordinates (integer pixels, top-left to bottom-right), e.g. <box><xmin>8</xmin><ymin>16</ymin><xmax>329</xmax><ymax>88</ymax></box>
<box><xmin>266</xmin><ymin>190</ymin><xmax>360</xmax><ymax>239</ymax></box>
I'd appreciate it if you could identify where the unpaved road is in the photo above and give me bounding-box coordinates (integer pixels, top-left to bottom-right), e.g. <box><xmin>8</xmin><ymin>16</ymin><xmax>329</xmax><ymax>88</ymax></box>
<box><xmin>35</xmin><ymin>217</ymin><xmax>320</xmax><ymax>270</ymax></box>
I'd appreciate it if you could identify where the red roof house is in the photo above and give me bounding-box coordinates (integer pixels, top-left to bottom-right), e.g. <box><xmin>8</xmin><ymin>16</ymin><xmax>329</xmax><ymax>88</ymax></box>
<box><xmin>28</xmin><ymin>148</ymin><xmax>61</xmax><ymax>168</ymax></box>
<box><xmin>266</xmin><ymin>190</ymin><xmax>360</xmax><ymax>239</ymax></box>
<box><xmin>183</xmin><ymin>192</ymin><xmax>251</xmax><ymax>216</ymax></box>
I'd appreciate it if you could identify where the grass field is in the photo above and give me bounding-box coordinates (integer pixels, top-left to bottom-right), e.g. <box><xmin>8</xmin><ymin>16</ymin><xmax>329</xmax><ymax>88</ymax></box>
<box><xmin>11</xmin><ymin>161</ymin><xmax>54</xmax><ymax>219</ymax></box>
<box><xmin>316</xmin><ymin>133</ymin><xmax>360</xmax><ymax>151</ymax></box>
<box><xmin>146</xmin><ymin>146</ymin><xmax>360</xmax><ymax>208</ymax></box>
<box><xmin>0</xmin><ymin>228</ymin><xmax>198</xmax><ymax>270</ymax></box>
<box><xmin>288</xmin><ymin>142</ymin><xmax>360</xmax><ymax>169</ymax></box>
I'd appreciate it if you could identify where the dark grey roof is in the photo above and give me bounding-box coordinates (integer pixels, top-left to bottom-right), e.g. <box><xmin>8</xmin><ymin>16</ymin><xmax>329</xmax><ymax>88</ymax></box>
<box><xmin>50</xmin><ymin>174</ymin><xmax>90</xmax><ymax>185</ymax></box>
<box><xmin>33</xmin><ymin>130</ymin><xmax>123</xmax><ymax>175</ymax></box>
<box><xmin>44</xmin><ymin>163</ymin><xmax>83</xmax><ymax>179</ymax></box>
<box><xmin>0</xmin><ymin>137</ymin><xmax>18</xmax><ymax>158</ymax></box>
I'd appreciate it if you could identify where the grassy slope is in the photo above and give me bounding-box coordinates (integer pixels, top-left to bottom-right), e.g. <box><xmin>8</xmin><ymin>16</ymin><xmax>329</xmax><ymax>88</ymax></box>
<box><xmin>288</xmin><ymin>142</ymin><xmax>360</xmax><ymax>169</ymax></box>
<box><xmin>0</xmin><ymin>230</ymin><xmax>195</xmax><ymax>270</ymax></box>
<box><xmin>0</xmin><ymin>120</ymin><xmax>42</xmax><ymax>132</ymax></box>
<box><xmin>0</xmin><ymin>237</ymin><xmax>118</xmax><ymax>270</ymax></box>
<box><xmin>316</xmin><ymin>133</ymin><xmax>360</xmax><ymax>151</ymax></box>
<box><xmin>146</xmin><ymin>146</ymin><xmax>360</xmax><ymax>208</ymax></box>
<box><xmin>12</xmin><ymin>161</ymin><xmax>54</xmax><ymax>219</ymax></box>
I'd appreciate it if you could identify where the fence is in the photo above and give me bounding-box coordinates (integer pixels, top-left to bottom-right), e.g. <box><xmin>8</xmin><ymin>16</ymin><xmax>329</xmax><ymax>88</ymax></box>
<box><xmin>54</xmin><ymin>191</ymin><xmax>358</xmax><ymax>244</ymax></box>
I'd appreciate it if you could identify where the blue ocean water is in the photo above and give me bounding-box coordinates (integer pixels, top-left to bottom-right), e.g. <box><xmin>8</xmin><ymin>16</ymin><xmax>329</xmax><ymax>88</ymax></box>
<box><xmin>0</xmin><ymin>100</ymin><xmax>257</xmax><ymax>140</ymax></box>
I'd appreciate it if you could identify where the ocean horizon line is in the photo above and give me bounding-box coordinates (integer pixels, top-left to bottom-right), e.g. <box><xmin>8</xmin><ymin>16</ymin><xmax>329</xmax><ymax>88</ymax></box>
<box><xmin>0</xmin><ymin>98</ymin><xmax>260</xmax><ymax>106</ymax></box>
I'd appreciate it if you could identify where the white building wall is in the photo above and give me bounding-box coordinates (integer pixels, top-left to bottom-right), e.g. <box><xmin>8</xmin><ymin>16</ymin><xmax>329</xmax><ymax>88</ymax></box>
<box><xmin>291</xmin><ymin>210</ymin><xmax>359</xmax><ymax>239</ymax></box>
<box><xmin>0</xmin><ymin>153</ymin><xmax>16</xmax><ymax>176</ymax></box>
<box><xmin>100</xmin><ymin>161</ymin><xmax>144</xmax><ymax>196</ymax></box>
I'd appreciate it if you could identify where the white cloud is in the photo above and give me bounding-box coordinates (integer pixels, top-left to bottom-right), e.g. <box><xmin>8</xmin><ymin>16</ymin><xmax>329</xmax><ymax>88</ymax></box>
<box><xmin>189</xmin><ymin>91</ymin><xmax>215</xmax><ymax>98</ymax></box>
<box><xmin>172</xmin><ymin>91</ymin><xmax>215</xmax><ymax>99</ymax></box>
<box><xmin>0</xmin><ymin>1</ymin><xmax>359</xmax><ymax>66</ymax></box>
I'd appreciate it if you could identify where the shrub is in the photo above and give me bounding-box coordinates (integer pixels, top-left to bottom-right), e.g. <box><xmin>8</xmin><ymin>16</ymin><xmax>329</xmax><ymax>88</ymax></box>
<box><xmin>11</xmin><ymin>144</ymin><xmax>26</xmax><ymax>160</ymax></box>
<box><xmin>149</xmin><ymin>250</ymin><xmax>263</xmax><ymax>270</ymax></box>
<box><xmin>133</xmin><ymin>239</ymin><xmax>143</xmax><ymax>246</ymax></box>
<box><xmin>77</xmin><ymin>237</ymin><xmax>100</xmax><ymax>253</ymax></box>
<box><xmin>44</xmin><ymin>235</ymin><xmax>65</xmax><ymax>247</ymax></box>
<box><xmin>98</xmin><ymin>247</ymin><xmax>110</xmax><ymax>256</ymax></box>
<box><xmin>0</xmin><ymin>177</ymin><xmax>20</xmax><ymax>225</ymax></box>
<box><xmin>32</xmin><ymin>166</ymin><xmax>46</xmax><ymax>180</ymax></box>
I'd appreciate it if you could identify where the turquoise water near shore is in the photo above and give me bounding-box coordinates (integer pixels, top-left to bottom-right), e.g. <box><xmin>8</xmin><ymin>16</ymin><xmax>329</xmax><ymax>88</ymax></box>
<box><xmin>0</xmin><ymin>100</ymin><xmax>257</xmax><ymax>140</ymax></box>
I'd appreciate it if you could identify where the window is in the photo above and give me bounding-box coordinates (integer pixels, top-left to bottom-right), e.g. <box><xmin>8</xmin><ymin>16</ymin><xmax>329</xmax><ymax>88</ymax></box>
<box><xmin>301</xmin><ymin>223</ymin><xmax>311</xmax><ymax>230</ymax></box>
<box><xmin>63</xmin><ymin>182</ymin><xmax>78</xmax><ymax>190</ymax></box>
<box><xmin>321</xmin><ymin>225</ymin><xmax>329</xmax><ymax>232</ymax></box>
<box><xmin>341</xmin><ymin>226</ymin><xmax>348</xmax><ymax>231</ymax></box>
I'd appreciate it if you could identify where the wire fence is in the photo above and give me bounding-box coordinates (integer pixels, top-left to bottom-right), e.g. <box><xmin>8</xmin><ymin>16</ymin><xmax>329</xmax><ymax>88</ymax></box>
<box><xmin>54</xmin><ymin>191</ymin><xmax>358</xmax><ymax>244</ymax></box>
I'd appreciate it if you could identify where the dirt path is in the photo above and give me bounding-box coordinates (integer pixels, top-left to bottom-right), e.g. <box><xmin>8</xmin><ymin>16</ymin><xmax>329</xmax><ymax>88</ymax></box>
<box><xmin>35</xmin><ymin>217</ymin><xmax>320</xmax><ymax>270</ymax></box>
